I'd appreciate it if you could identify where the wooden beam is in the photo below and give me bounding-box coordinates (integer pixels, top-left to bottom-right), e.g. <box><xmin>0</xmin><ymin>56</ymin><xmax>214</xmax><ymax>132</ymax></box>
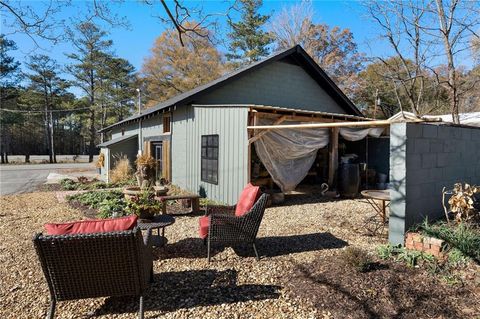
<box><xmin>247</xmin><ymin>119</ymin><xmax>394</xmax><ymax>130</ymax></box>
<box><xmin>248</xmin><ymin>115</ymin><xmax>287</xmax><ymax>144</ymax></box>
<box><xmin>328</xmin><ymin>127</ymin><xmax>339</xmax><ymax>187</ymax></box>
<box><xmin>255</xmin><ymin>112</ymin><xmax>342</xmax><ymax>123</ymax></box>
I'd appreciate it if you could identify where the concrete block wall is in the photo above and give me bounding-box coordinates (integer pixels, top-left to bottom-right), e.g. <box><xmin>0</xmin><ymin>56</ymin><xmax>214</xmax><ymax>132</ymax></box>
<box><xmin>389</xmin><ymin>122</ymin><xmax>480</xmax><ymax>245</ymax></box>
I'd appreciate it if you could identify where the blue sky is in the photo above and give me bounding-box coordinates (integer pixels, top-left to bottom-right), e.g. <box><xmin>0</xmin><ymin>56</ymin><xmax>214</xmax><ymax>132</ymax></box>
<box><xmin>1</xmin><ymin>0</ymin><xmax>458</xmax><ymax>97</ymax></box>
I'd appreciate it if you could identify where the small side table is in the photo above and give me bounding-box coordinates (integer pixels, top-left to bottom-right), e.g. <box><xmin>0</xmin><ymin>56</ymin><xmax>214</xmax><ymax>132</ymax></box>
<box><xmin>137</xmin><ymin>215</ymin><xmax>175</xmax><ymax>247</ymax></box>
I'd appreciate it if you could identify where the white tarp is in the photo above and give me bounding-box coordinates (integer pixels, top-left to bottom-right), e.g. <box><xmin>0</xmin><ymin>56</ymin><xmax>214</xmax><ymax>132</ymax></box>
<box><xmin>253</xmin><ymin>118</ymin><xmax>385</xmax><ymax>192</ymax></box>
<box><xmin>339</xmin><ymin>127</ymin><xmax>385</xmax><ymax>141</ymax></box>
<box><xmin>254</xmin><ymin>118</ymin><xmax>330</xmax><ymax>192</ymax></box>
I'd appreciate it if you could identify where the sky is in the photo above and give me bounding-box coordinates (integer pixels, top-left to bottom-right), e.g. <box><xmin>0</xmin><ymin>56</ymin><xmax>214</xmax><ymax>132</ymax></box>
<box><xmin>2</xmin><ymin>0</ymin><xmax>474</xmax><ymax>97</ymax></box>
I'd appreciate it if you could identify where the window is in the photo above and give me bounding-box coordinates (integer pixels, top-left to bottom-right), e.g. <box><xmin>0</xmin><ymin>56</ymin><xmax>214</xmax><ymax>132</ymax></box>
<box><xmin>163</xmin><ymin>114</ymin><xmax>171</xmax><ymax>133</ymax></box>
<box><xmin>201</xmin><ymin>135</ymin><xmax>219</xmax><ymax>184</ymax></box>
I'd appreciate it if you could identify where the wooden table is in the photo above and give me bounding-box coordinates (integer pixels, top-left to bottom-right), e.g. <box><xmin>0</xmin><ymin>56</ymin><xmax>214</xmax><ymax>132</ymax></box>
<box><xmin>155</xmin><ymin>194</ymin><xmax>201</xmax><ymax>215</ymax></box>
<box><xmin>361</xmin><ymin>189</ymin><xmax>391</xmax><ymax>223</ymax></box>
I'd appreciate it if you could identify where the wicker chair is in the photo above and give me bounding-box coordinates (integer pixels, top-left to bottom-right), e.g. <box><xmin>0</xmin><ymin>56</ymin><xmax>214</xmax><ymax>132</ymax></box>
<box><xmin>203</xmin><ymin>193</ymin><xmax>269</xmax><ymax>262</ymax></box>
<box><xmin>33</xmin><ymin>227</ymin><xmax>153</xmax><ymax>319</ymax></box>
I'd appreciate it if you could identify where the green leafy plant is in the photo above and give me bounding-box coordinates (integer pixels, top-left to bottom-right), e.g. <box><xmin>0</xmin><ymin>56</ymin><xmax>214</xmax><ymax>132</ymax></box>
<box><xmin>97</xmin><ymin>197</ymin><xmax>127</xmax><ymax>219</ymax></box>
<box><xmin>376</xmin><ymin>244</ymin><xmax>399</xmax><ymax>260</ymax></box>
<box><xmin>341</xmin><ymin>247</ymin><xmax>373</xmax><ymax>272</ymax></box>
<box><xmin>125</xmin><ymin>189</ymin><xmax>161</xmax><ymax>219</ymax></box>
<box><xmin>60</xmin><ymin>178</ymin><xmax>78</xmax><ymax>190</ymax></box>
<box><xmin>68</xmin><ymin>190</ymin><xmax>124</xmax><ymax>209</ymax></box>
<box><xmin>420</xmin><ymin>220</ymin><xmax>480</xmax><ymax>262</ymax></box>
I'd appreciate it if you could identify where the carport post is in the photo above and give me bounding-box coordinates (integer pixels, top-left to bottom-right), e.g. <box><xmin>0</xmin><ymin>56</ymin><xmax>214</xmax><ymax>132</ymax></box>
<box><xmin>328</xmin><ymin>127</ymin><xmax>339</xmax><ymax>188</ymax></box>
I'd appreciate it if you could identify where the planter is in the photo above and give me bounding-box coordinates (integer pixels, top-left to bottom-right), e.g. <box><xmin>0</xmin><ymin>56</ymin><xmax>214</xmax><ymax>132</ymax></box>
<box><xmin>123</xmin><ymin>186</ymin><xmax>169</xmax><ymax>200</ymax></box>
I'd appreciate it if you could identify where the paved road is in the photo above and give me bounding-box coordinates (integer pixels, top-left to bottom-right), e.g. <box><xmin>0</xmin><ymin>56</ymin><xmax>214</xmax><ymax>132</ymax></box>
<box><xmin>0</xmin><ymin>163</ymin><xmax>96</xmax><ymax>196</ymax></box>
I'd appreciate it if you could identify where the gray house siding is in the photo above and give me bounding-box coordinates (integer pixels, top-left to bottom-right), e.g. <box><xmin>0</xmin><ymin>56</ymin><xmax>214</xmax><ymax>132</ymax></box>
<box><xmin>100</xmin><ymin>137</ymin><xmax>138</xmax><ymax>182</ymax></box>
<box><xmin>171</xmin><ymin>106</ymin><xmax>249</xmax><ymax>205</ymax></box>
<box><xmin>198</xmin><ymin>61</ymin><xmax>346</xmax><ymax>114</ymax></box>
<box><xmin>389</xmin><ymin>122</ymin><xmax>480</xmax><ymax>245</ymax></box>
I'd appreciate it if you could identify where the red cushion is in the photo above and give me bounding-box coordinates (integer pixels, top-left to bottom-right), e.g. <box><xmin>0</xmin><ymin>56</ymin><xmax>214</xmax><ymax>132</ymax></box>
<box><xmin>44</xmin><ymin>215</ymin><xmax>138</xmax><ymax>235</ymax></box>
<box><xmin>199</xmin><ymin>216</ymin><xmax>210</xmax><ymax>239</ymax></box>
<box><xmin>234</xmin><ymin>183</ymin><xmax>261</xmax><ymax>217</ymax></box>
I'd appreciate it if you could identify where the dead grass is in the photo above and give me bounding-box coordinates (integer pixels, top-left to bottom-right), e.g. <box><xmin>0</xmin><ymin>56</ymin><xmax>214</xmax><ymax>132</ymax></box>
<box><xmin>109</xmin><ymin>155</ymin><xmax>133</xmax><ymax>184</ymax></box>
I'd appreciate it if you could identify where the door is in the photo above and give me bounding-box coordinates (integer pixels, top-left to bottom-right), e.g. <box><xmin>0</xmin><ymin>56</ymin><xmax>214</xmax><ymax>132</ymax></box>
<box><xmin>151</xmin><ymin>142</ymin><xmax>163</xmax><ymax>181</ymax></box>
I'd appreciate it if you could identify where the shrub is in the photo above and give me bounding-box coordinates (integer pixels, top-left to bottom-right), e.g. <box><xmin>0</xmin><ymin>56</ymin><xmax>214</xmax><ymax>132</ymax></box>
<box><xmin>68</xmin><ymin>190</ymin><xmax>124</xmax><ymax>209</ymax></box>
<box><xmin>97</xmin><ymin>197</ymin><xmax>128</xmax><ymax>219</ymax></box>
<box><xmin>109</xmin><ymin>155</ymin><xmax>133</xmax><ymax>184</ymax></box>
<box><xmin>341</xmin><ymin>247</ymin><xmax>373</xmax><ymax>272</ymax></box>
<box><xmin>60</xmin><ymin>178</ymin><xmax>78</xmax><ymax>190</ymax></box>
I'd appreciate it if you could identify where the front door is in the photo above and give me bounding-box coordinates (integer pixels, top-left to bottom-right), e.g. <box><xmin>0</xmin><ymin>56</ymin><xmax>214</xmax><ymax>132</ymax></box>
<box><xmin>151</xmin><ymin>142</ymin><xmax>163</xmax><ymax>181</ymax></box>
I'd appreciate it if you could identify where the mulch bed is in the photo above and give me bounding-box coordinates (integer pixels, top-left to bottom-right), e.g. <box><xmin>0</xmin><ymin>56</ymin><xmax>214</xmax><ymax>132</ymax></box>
<box><xmin>286</xmin><ymin>252</ymin><xmax>480</xmax><ymax>319</ymax></box>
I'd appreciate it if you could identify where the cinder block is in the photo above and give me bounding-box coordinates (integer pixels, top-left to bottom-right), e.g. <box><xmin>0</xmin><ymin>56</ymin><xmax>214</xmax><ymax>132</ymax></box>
<box><xmin>430</xmin><ymin>140</ymin><xmax>444</xmax><ymax>153</ymax></box>
<box><xmin>422</xmin><ymin>154</ymin><xmax>436</xmax><ymax>168</ymax></box>
<box><xmin>415</xmin><ymin>139</ymin><xmax>430</xmax><ymax>153</ymax></box>
<box><xmin>423</xmin><ymin>125</ymin><xmax>438</xmax><ymax>138</ymax></box>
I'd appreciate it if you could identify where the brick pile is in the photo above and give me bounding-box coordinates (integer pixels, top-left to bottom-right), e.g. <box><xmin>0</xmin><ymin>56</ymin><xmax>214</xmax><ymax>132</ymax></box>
<box><xmin>405</xmin><ymin>232</ymin><xmax>446</xmax><ymax>258</ymax></box>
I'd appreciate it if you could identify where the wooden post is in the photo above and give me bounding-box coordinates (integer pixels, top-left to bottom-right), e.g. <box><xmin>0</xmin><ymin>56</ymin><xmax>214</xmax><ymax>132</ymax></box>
<box><xmin>328</xmin><ymin>127</ymin><xmax>339</xmax><ymax>188</ymax></box>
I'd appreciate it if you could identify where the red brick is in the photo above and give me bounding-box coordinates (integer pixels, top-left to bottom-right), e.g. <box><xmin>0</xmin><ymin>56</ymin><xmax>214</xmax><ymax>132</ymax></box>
<box><xmin>423</xmin><ymin>242</ymin><xmax>431</xmax><ymax>249</ymax></box>
<box><xmin>412</xmin><ymin>233</ymin><xmax>423</xmax><ymax>242</ymax></box>
<box><xmin>414</xmin><ymin>242</ymin><xmax>423</xmax><ymax>250</ymax></box>
<box><xmin>430</xmin><ymin>238</ymin><xmax>444</xmax><ymax>246</ymax></box>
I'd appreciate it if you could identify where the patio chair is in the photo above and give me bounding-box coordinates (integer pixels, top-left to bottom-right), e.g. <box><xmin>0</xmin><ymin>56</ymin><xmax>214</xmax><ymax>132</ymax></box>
<box><xmin>33</xmin><ymin>227</ymin><xmax>153</xmax><ymax>319</ymax></box>
<box><xmin>199</xmin><ymin>192</ymin><xmax>269</xmax><ymax>262</ymax></box>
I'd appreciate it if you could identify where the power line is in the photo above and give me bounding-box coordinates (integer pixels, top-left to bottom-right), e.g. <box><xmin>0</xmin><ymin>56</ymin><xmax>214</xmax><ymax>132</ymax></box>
<box><xmin>0</xmin><ymin>106</ymin><xmax>92</xmax><ymax>113</ymax></box>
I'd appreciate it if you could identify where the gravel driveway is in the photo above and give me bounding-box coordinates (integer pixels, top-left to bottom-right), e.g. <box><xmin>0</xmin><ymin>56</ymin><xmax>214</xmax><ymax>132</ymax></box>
<box><xmin>0</xmin><ymin>191</ymin><xmax>385</xmax><ymax>319</ymax></box>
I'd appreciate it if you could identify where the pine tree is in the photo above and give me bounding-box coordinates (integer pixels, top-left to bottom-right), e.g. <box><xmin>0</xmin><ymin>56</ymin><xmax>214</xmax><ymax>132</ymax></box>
<box><xmin>226</xmin><ymin>0</ymin><xmax>273</xmax><ymax>64</ymax></box>
<box><xmin>66</xmin><ymin>21</ymin><xmax>113</xmax><ymax>162</ymax></box>
<box><xmin>0</xmin><ymin>35</ymin><xmax>22</xmax><ymax>163</ymax></box>
<box><xmin>26</xmin><ymin>55</ymin><xmax>70</xmax><ymax>163</ymax></box>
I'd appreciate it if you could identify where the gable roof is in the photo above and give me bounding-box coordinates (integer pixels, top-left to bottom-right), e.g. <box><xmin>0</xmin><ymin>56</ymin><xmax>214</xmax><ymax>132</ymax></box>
<box><xmin>100</xmin><ymin>45</ymin><xmax>363</xmax><ymax>132</ymax></box>
<box><xmin>97</xmin><ymin>133</ymin><xmax>137</xmax><ymax>148</ymax></box>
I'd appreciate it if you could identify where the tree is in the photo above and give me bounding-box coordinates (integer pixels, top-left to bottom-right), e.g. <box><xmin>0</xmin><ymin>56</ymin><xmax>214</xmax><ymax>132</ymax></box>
<box><xmin>25</xmin><ymin>55</ymin><xmax>69</xmax><ymax>163</ymax></box>
<box><xmin>0</xmin><ymin>34</ymin><xmax>21</xmax><ymax>163</ymax></box>
<box><xmin>66</xmin><ymin>21</ymin><xmax>113</xmax><ymax>162</ymax></box>
<box><xmin>269</xmin><ymin>3</ymin><xmax>364</xmax><ymax>99</ymax></box>
<box><xmin>226</xmin><ymin>0</ymin><xmax>273</xmax><ymax>64</ymax></box>
<box><xmin>364</xmin><ymin>0</ymin><xmax>480</xmax><ymax>122</ymax></box>
<box><xmin>141</xmin><ymin>24</ymin><xmax>224</xmax><ymax>107</ymax></box>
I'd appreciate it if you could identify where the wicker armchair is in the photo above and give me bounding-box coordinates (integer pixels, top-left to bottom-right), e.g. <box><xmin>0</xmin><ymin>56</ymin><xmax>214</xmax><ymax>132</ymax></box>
<box><xmin>33</xmin><ymin>227</ymin><xmax>153</xmax><ymax>319</ymax></box>
<box><xmin>202</xmin><ymin>193</ymin><xmax>269</xmax><ymax>262</ymax></box>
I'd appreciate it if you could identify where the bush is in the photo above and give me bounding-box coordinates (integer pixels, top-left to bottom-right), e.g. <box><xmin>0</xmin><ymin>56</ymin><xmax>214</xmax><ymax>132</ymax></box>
<box><xmin>420</xmin><ymin>220</ymin><xmax>480</xmax><ymax>262</ymax></box>
<box><xmin>341</xmin><ymin>247</ymin><xmax>373</xmax><ymax>272</ymax></box>
<box><xmin>109</xmin><ymin>155</ymin><xmax>133</xmax><ymax>184</ymax></box>
<box><xmin>68</xmin><ymin>190</ymin><xmax>124</xmax><ymax>209</ymax></box>
<box><xmin>60</xmin><ymin>178</ymin><xmax>78</xmax><ymax>190</ymax></box>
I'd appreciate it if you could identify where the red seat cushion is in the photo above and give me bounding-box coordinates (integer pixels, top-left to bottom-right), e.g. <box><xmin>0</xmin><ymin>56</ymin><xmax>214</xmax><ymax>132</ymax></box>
<box><xmin>44</xmin><ymin>215</ymin><xmax>138</xmax><ymax>235</ymax></box>
<box><xmin>199</xmin><ymin>216</ymin><xmax>210</xmax><ymax>239</ymax></box>
<box><xmin>234</xmin><ymin>183</ymin><xmax>261</xmax><ymax>217</ymax></box>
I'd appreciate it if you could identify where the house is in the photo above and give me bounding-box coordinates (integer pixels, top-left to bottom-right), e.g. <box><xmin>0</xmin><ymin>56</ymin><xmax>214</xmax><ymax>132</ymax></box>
<box><xmin>98</xmin><ymin>45</ymin><xmax>365</xmax><ymax>204</ymax></box>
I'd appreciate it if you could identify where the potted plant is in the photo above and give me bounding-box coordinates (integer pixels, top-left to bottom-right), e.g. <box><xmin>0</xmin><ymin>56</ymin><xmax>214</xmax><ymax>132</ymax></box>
<box><xmin>125</xmin><ymin>189</ymin><xmax>161</xmax><ymax>220</ymax></box>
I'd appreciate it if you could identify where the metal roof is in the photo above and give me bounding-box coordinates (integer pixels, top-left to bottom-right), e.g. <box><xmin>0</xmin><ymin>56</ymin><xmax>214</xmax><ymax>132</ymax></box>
<box><xmin>97</xmin><ymin>134</ymin><xmax>137</xmax><ymax>148</ymax></box>
<box><xmin>99</xmin><ymin>45</ymin><xmax>363</xmax><ymax>132</ymax></box>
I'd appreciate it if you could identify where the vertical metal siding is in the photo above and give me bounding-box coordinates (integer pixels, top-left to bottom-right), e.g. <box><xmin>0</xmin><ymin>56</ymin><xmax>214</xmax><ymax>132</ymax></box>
<box><xmin>171</xmin><ymin>106</ymin><xmax>248</xmax><ymax>205</ymax></box>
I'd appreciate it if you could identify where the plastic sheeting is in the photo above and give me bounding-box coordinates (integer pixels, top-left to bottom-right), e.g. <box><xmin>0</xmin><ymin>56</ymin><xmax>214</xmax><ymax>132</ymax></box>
<box><xmin>253</xmin><ymin>118</ymin><xmax>385</xmax><ymax>192</ymax></box>
<box><xmin>254</xmin><ymin>118</ymin><xmax>329</xmax><ymax>192</ymax></box>
<box><xmin>339</xmin><ymin>127</ymin><xmax>384</xmax><ymax>141</ymax></box>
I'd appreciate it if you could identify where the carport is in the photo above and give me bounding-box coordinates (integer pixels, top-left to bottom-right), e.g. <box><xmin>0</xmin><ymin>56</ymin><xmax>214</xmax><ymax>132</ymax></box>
<box><xmin>98</xmin><ymin>134</ymin><xmax>138</xmax><ymax>183</ymax></box>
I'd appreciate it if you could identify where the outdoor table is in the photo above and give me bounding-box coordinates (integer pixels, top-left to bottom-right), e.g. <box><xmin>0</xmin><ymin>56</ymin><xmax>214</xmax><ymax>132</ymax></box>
<box><xmin>155</xmin><ymin>194</ymin><xmax>201</xmax><ymax>215</ymax></box>
<box><xmin>137</xmin><ymin>215</ymin><xmax>175</xmax><ymax>247</ymax></box>
<box><xmin>361</xmin><ymin>189</ymin><xmax>391</xmax><ymax>223</ymax></box>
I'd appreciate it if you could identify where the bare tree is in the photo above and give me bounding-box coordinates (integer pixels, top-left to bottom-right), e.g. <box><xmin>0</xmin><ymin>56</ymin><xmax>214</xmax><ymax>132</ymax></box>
<box><xmin>0</xmin><ymin>0</ymin><xmax>127</xmax><ymax>49</ymax></box>
<box><xmin>364</xmin><ymin>0</ymin><xmax>480</xmax><ymax>122</ymax></box>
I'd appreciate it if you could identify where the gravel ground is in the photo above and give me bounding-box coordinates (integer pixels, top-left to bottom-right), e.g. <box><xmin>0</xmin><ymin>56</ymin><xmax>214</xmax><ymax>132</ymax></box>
<box><xmin>0</xmin><ymin>191</ymin><xmax>405</xmax><ymax>319</ymax></box>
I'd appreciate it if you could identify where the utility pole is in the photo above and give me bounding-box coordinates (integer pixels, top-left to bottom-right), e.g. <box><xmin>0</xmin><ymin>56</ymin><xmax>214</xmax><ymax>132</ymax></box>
<box><xmin>373</xmin><ymin>89</ymin><xmax>379</xmax><ymax>119</ymax></box>
<box><xmin>136</xmin><ymin>88</ymin><xmax>141</xmax><ymax>114</ymax></box>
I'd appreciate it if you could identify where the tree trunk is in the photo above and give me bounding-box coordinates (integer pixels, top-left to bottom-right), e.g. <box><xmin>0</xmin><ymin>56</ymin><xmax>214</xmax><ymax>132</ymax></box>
<box><xmin>435</xmin><ymin>0</ymin><xmax>460</xmax><ymax>124</ymax></box>
<box><xmin>88</xmin><ymin>108</ymin><xmax>96</xmax><ymax>162</ymax></box>
<box><xmin>49</xmin><ymin>110</ymin><xmax>56</xmax><ymax>163</ymax></box>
